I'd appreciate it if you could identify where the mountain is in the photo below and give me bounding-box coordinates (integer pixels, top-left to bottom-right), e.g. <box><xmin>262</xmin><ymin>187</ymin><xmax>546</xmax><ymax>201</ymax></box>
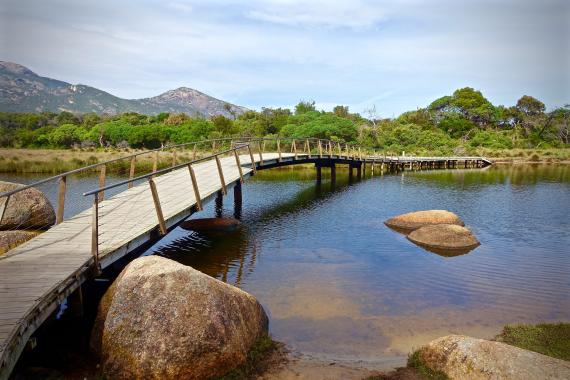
<box><xmin>0</xmin><ymin>61</ymin><xmax>248</xmax><ymax>118</ymax></box>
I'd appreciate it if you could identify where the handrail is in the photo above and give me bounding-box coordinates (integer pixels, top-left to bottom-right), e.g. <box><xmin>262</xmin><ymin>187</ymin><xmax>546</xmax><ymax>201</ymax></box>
<box><xmin>82</xmin><ymin>144</ymin><xmax>250</xmax><ymax>197</ymax></box>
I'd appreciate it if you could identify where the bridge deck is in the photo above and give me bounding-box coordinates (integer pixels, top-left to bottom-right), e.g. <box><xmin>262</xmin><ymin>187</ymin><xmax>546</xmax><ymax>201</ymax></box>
<box><xmin>0</xmin><ymin>152</ymin><xmax>490</xmax><ymax>378</ymax></box>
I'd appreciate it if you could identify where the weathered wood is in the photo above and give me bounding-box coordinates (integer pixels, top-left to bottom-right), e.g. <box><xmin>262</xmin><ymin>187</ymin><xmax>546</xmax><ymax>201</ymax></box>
<box><xmin>187</xmin><ymin>164</ymin><xmax>202</xmax><ymax>211</ymax></box>
<box><xmin>98</xmin><ymin>164</ymin><xmax>106</xmax><ymax>202</ymax></box>
<box><xmin>148</xmin><ymin>178</ymin><xmax>167</xmax><ymax>235</ymax></box>
<box><xmin>277</xmin><ymin>139</ymin><xmax>282</xmax><ymax>162</ymax></box>
<box><xmin>258</xmin><ymin>141</ymin><xmax>264</xmax><ymax>165</ymax></box>
<box><xmin>0</xmin><ymin>195</ymin><xmax>9</xmax><ymax>225</ymax></box>
<box><xmin>248</xmin><ymin>145</ymin><xmax>257</xmax><ymax>174</ymax></box>
<box><xmin>91</xmin><ymin>195</ymin><xmax>100</xmax><ymax>273</ymax></box>
<box><xmin>215</xmin><ymin>155</ymin><xmax>227</xmax><ymax>194</ymax></box>
<box><xmin>172</xmin><ymin>149</ymin><xmax>177</xmax><ymax>167</ymax></box>
<box><xmin>56</xmin><ymin>176</ymin><xmax>66</xmax><ymax>224</ymax></box>
<box><xmin>153</xmin><ymin>151</ymin><xmax>159</xmax><ymax>173</ymax></box>
<box><xmin>128</xmin><ymin>156</ymin><xmax>136</xmax><ymax>188</ymax></box>
<box><xmin>318</xmin><ymin>140</ymin><xmax>323</xmax><ymax>158</ymax></box>
<box><xmin>192</xmin><ymin>143</ymin><xmax>197</xmax><ymax>160</ymax></box>
<box><xmin>292</xmin><ymin>140</ymin><xmax>297</xmax><ymax>159</ymax></box>
<box><xmin>234</xmin><ymin>150</ymin><xmax>244</xmax><ymax>183</ymax></box>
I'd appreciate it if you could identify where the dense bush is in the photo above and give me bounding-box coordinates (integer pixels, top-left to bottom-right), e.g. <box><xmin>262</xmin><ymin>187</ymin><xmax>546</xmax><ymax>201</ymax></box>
<box><xmin>0</xmin><ymin>88</ymin><xmax>568</xmax><ymax>154</ymax></box>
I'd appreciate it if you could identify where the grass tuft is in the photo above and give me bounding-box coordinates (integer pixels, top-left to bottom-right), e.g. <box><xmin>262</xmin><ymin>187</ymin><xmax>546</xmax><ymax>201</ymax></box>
<box><xmin>494</xmin><ymin>322</ymin><xmax>570</xmax><ymax>361</ymax></box>
<box><xmin>217</xmin><ymin>335</ymin><xmax>284</xmax><ymax>380</ymax></box>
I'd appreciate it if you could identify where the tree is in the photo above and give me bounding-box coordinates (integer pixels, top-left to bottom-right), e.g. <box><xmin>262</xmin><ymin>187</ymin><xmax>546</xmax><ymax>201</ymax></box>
<box><xmin>211</xmin><ymin>115</ymin><xmax>235</xmax><ymax>135</ymax></box>
<box><xmin>295</xmin><ymin>100</ymin><xmax>316</xmax><ymax>115</ymax></box>
<box><xmin>333</xmin><ymin>105</ymin><xmax>349</xmax><ymax>118</ymax></box>
<box><xmin>516</xmin><ymin>95</ymin><xmax>545</xmax><ymax>116</ymax></box>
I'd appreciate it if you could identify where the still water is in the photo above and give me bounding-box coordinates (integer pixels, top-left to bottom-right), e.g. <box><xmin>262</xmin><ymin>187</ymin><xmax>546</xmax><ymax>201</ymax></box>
<box><xmin>3</xmin><ymin>164</ymin><xmax>569</xmax><ymax>366</ymax></box>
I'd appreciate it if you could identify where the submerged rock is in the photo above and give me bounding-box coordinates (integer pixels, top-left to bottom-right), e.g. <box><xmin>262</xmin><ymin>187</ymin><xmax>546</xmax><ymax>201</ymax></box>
<box><xmin>407</xmin><ymin>224</ymin><xmax>479</xmax><ymax>255</ymax></box>
<box><xmin>419</xmin><ymin>334</ymin><xmax>570</xmax><ymax>379</ymax></box>
<box><xmin>0</xmin><ymin>230</ymin><xmax>40</xmax><ymax>255</ymax></box>
<box><xmin>0</xmin><ymin>181</ymin><xmax>55</xmax><ymax>230</ymax></box>
<box><xmin>181</xmin><ymin>217</ymin><xmax>241</xmax><ymax>233</ymax></box>
<box><xmin>93</xmin><ymin>255</ymin><xmax>268</xmax><ymax>380</ymax></box>
<box><xmin>384</xmin><ymin>210</ymin><xmax>464</xmax><ymax>232</ymax></box>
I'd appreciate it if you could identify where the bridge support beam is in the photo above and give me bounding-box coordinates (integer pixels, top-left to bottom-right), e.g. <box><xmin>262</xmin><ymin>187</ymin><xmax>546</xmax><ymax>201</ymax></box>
<box><xmin>215</xmin><ymin>190</ymin><xmax>223</xmax><ymax>218</ymax></box>
<box><xmin>330</xmin><ymin>164</ymin><xmax>336</xmax><ymax>185</ymax></box>
<box><xmin>316</xmin><ymin>165</ymin><xmax>322</xmax><ymax>184</ymax></box>
<box><xmin>233</xmin><ymin>182</ymin><xmax>242</xmax><ymax>219</ymax></box>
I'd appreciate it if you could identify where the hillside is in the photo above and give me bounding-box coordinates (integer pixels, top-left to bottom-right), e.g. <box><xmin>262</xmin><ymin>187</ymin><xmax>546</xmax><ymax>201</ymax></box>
<box><xmin>0</xmin><ymin>61</ymin><xmax>247</xmax><ymax>118</ymax></box>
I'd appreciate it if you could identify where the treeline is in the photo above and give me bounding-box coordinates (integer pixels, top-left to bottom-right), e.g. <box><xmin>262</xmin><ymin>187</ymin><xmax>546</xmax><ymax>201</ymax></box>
<box><xmin>1</xmin><ymin>88</ymin><xmax>568</xmax><ymax>155</ymax></box>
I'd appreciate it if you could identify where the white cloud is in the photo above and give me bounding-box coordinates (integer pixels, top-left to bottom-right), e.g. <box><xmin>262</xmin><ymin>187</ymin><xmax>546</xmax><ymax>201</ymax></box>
<box><xmin>0</xmin><ymin>0</ymin><xmax>567</xmax><ymax>114</ymax></box>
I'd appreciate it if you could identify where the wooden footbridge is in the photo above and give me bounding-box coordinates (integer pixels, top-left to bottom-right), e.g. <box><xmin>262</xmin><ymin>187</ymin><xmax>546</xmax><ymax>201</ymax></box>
<box><xmin>0</xmin><ymin>137</ymin><xmax>491</xmax><ymax>378</ymax></box>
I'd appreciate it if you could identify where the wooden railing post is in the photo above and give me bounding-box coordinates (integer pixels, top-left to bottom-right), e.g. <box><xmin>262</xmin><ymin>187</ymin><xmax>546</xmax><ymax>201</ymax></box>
<box><xmin>292</xmin><ymin>139</ymin><xmax>297</xmax><ymax>159</ymax></box>
<box><xmin>328</xmin><ymin>141</ymin><xmax>333</xmax><ymax>156</ymax></box>
<box><xmin>277</xmin><ymin>139</ymin><xmax>282</xmax><ymax>162</ymax></box>
<box><xmin>148</xmin><ymin>178</ymin><xmax>167</xmax><ymax>235</ymax></box>
<box><xmin>152</xmin><ymin>151</ymin><xmax>159</xmax><ymax>174</ymax></box>
<box><xmin>128</xmin><ymin>156</ymin><xmax>136</xmax><ymax>188</ymax></box>
<box><xmin>187</xmin><ymin>164</ymin><xmax>202</xmax><ymax>211</ymax></box>
<box><xmin>0</xmin><ymin>195</ymin><xmax>10</xmax><ymax>225</ymax></box>
<box><xmin>91</xmin><ymin>195</ymin><xmax>101</xmax><ymax>274</ymax></box>
<box><xmin>258</xmin><ymin>140</ymin><xmax>264</xmax><ymax>165</ymax></box>
<box><xmin>215</xmin><ymin>155</ymin><xmax>227</xmax><ymax>194</ymax></box>
<box><xmin>345</xmin><ymin>144</ymin><xmax>349</xmax><ymax>158</ymax></box>
<box><xmin>305</xmin><ymin>139</ymin><xmax>311</xmax><ymax>158</ymax></box>
<box><xmin>318</xmin><ymin>140</ymin><xmax>323</xmax><ymax>158</ymax></box>
<box><xmin>359</xmin><ymin>147</ymin><xmax>362</xmax><ymax>160</ymax></box>
<box><xmin>98</xmin><ymin>164</ymin><xmax>106</xmax><ymax>202</ymax></box>
<box><xmin>234</xmin><ymin>150</ymin><xmax>244</xmax><ymax>183</ymax></box>
<box><xmin>248</xmin><ymin>145</ymin><xmax>257</xmax><ymax>174</ymax></box>
<box><xmin>172</xmin><ymin>148</ymin><xmax>177</xmax><ymax>167</ymax></box>
<box><xmin>56</xmin><ymin>175</ymin><xmax>67</xmax><ymax>224</ymax></box>
<box><xmin>337</xmin><ymin>142</ymin><xmax>342</xmax><ymax>157</ymax></box>
<box><xmin>212</xmin><ymin>140</ymin><xmax>216</xmax><ymax>152</ymax></box>
<box><xmin>192</xmin><ymin>143</ymin><xmax>197</xmax><ymax>160</ymax></box>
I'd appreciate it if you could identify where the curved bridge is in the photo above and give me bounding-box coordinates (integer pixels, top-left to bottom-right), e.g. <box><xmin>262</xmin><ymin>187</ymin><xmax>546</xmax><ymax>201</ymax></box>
<box><xmin>0</xmin><ymin>137</ymin><xmax>491</xmax><ymax>378</ymax></box>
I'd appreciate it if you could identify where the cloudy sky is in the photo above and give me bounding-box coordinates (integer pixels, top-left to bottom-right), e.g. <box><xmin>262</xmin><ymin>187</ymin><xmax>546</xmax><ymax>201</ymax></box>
<box><xmin>1</xmin><ymin>0</ymin><xmax>568</xmax><ymax>115</ymax></box>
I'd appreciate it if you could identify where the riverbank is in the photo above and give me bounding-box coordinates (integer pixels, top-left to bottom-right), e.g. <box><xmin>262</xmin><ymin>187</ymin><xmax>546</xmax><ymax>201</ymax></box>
<box><xmin>1</xmin><ymin>148</ymin><xmax>569</xmax><ymax>174</ymax></box>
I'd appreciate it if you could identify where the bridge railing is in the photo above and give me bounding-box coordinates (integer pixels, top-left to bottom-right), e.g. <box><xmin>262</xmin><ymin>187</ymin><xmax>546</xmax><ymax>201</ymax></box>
<box><xmin>81</xmin><ymin>142</ymin><xmax>255</xmax><ymax>271</ymax></box>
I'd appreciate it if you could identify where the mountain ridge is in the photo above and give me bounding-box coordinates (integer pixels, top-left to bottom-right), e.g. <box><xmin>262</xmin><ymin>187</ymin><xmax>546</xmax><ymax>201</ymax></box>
<box><xmin>0</xmin><ymin>61</ymin><xmax>248</xmax><ymax>117</ymax></box>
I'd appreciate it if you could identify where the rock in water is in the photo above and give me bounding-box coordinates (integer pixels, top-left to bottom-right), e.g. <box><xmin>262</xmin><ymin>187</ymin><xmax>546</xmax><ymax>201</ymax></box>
<box><xmin>419</xmin><ymin>335</ymin><xmax>570</xmax><ymax>379</ymax></box>
<box><xmin>384</xmin><ymin>210</ymin><xmax>464</xmax><ymax>232</ymax></box>
<box><xmin>181</xmin><ymin>217</ymin><xmax>241</xmax><ymax>233</ymax></box>
<box><xmin>93</xmin><ymin>256</ymin><xmax>269</xmax><ymax>380</ymax></box>
<box><xmin>0</xmin><ymin>181</ymin><xmax>55</xmax><ymax>230</ymax></box>
<box><xmin>0</xmin><ymin>230</ymin><xmax>40</xmax><ymax>255</ymax></box>
<box><xmin>407</xmin><ymin>224</ymin><xmax>479</xmax><ymax>255</ymax></box>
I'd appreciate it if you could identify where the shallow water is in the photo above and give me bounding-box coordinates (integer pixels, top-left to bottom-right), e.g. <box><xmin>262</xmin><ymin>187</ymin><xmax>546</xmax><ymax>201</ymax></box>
<box><xmin>143</xmin><ymin>164</ymin><xmax>570</xmax><ymax>366</ymax></box>
<box><xmin>3</xmin><ymin>164</ymin><xmax>569</xmax><ymax>367</ymax></box>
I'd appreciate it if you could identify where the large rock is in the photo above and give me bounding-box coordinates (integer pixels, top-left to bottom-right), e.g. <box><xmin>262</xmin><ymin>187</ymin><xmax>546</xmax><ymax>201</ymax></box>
<box><xmin>419</xmin><ymin>335</ymin><xmax>570</xmax><ymax>380</ymax></box>
<box><xmin>0</xmin><ymin>181</ymin><xmax>55</xmax><ymax>230</ymax></box>
<box><xmin>0</xmin><ymin>230</ymin><xmax>40</xmax><ymax>255</ymax></box>
<box><xmin>93</xmin><ymin>256</ymin><xmax>269</xmax><ymax>380</ymax></box>
<box><xmin>407</xmin><ymin>224</ymin><xmax>479</xmax><ymax>255</ymax></box>
<box><xmin>385</xmin><ymin>210</ymin><xmax>464</xmax><ymax>232</ymax></box>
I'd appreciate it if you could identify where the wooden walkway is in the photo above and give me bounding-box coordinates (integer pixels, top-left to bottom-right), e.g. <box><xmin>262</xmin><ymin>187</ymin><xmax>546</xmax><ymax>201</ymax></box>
<box><xmin>0</xmin><ymin>149</ymin><xmax>490</xmax><ymax>379</ymax></box>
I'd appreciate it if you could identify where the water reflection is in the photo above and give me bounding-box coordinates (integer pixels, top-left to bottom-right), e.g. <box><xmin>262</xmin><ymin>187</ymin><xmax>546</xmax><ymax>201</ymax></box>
<box><xmin>148</xmin><ymin>164</ymin><xmax>570</xmax><ymax>363</ymax></box>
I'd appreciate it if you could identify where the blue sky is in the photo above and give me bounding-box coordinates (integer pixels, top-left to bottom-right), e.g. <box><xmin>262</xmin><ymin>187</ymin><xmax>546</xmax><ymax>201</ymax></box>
<box><xmin>1</xmin><ymin>0</ymin><xmax>568</xmax><ymax>116</ymax></box>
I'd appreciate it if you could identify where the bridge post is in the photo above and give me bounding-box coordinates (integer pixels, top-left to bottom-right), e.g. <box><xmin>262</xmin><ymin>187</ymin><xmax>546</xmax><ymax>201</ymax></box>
<box><xmin>91</xmin><ymin>195</ymin><xmax>101</xmax><ymax>274</ymax></box>
<box><xmin>98</xmin><ymin>164</ymin><xmax>106</xmax><ymax>202</ymax></box>
<box><xmin>277</xmin><ymin>139</ymin><xmax>282</xmax><ymax>162</ymax></box>
<box><xmin>233</xmin><ymin>181</ymin><xmax>242</xmax><ymax>220</ymax></box>
<box><xmin>192</xmin><ymin>143</ymin><xmax>197</xmax><ymax>160</ymax></box>
<box><xmin>356</xmin><ymin>163</ymin><xmax>362</xmax><ymax>179</ymax></box>
<box><xmin>128</xmin><ymin>156</ymin><xmax>136</xmax><ymax>188</ymax></box>
<box><xmin>234</xmin><ymin>150</ymin><xmax>244</xmax><ymax>183</ymax></box>
<box><xmin>172</xmin><ymin>148</ymin><xmax>177</xmax><ymax>167</ymax></box>
<box><xmin>337</xmin><ymin>142</ymin><xmax>342</xmax><ymax>157</ymax></box>
<box><xmin>215</xmin><ymin>156</ymin><xmax>227</xmax><ymax>195</ymax></box>
<box><xmin>318</xmin><ymin>140</ymin><xmax>323</xmax><ymax>158</ymax></box>
<box><xmin>248</xmin><ymin>145</ymin><xmax>257</xmax><ymax>174</ymax></box>
<box><xmin>188</xmin><ymin>164</ymin><xmax>203</xmax><ymax>211</ymax></box>
<box><xmin>153</xmin><ymin>151</ymin><xmax>159</xmax><ymax>174</ymax></box>
<box><xmin>362</xmin><ymin>160</ymin><xmax>366</xmax><ymax>176</ymax></box>
<box><xmin>149</xmin><ymin>178</ymin><xmax>167</xmax><ymax>235</ymax></box>
<box><xmin>330</xmin><ymin>164</ymin><xmax>336</xmax><ymax>185</ymax></box>
<box><xmin>306</xmin><ymin>139</ymin><xmax>312</xmax><ymax>158</ymax></box>
<box><xmin>316</xmin><ymin>165</ymin><xmax>322</xmax><ymax>184</ymax></box>
<box><xmin>328</xmin><ymin>141</ymin><xmax>333</xmax><ymax>156</ymax></box>
<box><xmin>258</xmin><ymin>141</ymin><xmax>264</xmax><ymax>165</ymax></box>
<box><xmin>56</xmin><ymin>175</ymin><xmax>66</xmax><ymax>224</ymax></box>
<box><xmin>215</xmin><ymin>190</ymin><xmax>223</xmax><ymax>218</ymax></box>
<box><xmin>292</xmin><ymin>139</ymin><xmax>298</xmax><ymax>159</ymax></box>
